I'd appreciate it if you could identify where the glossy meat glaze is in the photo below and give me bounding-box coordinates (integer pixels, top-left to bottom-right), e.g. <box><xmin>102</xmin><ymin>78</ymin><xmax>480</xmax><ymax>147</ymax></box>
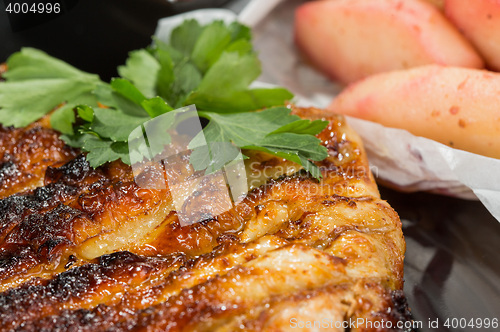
<box><xmin>0</xmin><ymin>107</ymin><xmax>412</xmax><ymax>331</ymax></box>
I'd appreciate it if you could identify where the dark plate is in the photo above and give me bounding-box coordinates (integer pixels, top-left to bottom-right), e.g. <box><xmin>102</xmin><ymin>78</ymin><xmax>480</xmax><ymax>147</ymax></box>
<box><xmin>1</xmin><ymin>1</ymin><xmax>499</xmax><ymax>331</ymax></box>
<box><xmin>380</xmin><ymin>187</ymin><xmax>500</xmax><ymax>331</ymax></box>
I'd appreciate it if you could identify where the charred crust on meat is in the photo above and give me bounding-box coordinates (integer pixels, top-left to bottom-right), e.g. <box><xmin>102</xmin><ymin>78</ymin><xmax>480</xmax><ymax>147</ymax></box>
<box><xmin>389</xmin><ymin>290</ymin><xmax>416</xmax><ymax>332</ymax></box>
<box><xmin>0</xmin><ymin>124</ymin><xmax>79</xmax><ymax>198</ymax></box>
<box><xmin>45</xmin><ymin>155</ymin><xmax>92</xmax><ymax>185</ymax></box>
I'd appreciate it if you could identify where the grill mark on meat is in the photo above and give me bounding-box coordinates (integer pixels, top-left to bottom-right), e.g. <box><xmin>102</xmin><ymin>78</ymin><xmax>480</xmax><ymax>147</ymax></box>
<box><xmin>0</xmin><ymin>251</ymin><xmax>186</xmax><ymax>330</ymax></box>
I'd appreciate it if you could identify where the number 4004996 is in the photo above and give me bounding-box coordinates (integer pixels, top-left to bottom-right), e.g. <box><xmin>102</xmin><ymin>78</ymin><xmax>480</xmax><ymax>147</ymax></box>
<box><xmin>5</xmin><ymin>2</ymin><xmax>61</xmax><ymax>14</ymax></box>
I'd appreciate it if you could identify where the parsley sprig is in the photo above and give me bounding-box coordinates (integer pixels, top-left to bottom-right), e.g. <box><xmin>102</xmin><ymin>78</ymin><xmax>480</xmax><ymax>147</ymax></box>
<box><xmin>0</xmin><ymin>20</ymin><xmax>328</xmax><ymax>179</ymax></box>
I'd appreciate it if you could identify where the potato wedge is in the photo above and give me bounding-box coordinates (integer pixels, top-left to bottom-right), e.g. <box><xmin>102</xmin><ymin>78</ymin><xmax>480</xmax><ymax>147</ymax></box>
<box><xmin>328</xmin><ymin>65</ymin><xmax>500</xmax><ymax>159</ymax></box>
<box><xmin>445</xmin><ymin>0</ymin><xmax>500</xmax><ymax>71</ymax></box>
<box><xmin>294</xmin><ymin>0</ymin><xmax>483</xmax><ymax>84</ymax></box>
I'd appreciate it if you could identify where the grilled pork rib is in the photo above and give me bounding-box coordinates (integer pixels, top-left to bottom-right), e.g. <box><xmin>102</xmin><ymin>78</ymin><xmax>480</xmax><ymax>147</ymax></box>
<box><xmin>0</xmin><ymin>107</ymin><xmax>412</xmax><ymax>331</ymax></box>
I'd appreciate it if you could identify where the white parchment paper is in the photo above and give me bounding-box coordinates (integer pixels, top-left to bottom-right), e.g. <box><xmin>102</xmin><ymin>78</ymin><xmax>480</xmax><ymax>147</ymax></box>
<box><xmin>155</xmin><ymin>0</ymin><xmax>500</xmax><ymax>222</ymax></box>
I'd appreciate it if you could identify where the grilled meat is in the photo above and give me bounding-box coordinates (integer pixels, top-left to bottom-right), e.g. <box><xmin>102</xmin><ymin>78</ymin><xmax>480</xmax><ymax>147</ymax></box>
<box><xmin>0</xmin><ymin>106</ymin><xmax>412</xmax><ymax>331</ymax></box>
<box><xmin>0</xmin><ymin>120</ymin><xmax>78</xmax><ymax>199</ymax></box>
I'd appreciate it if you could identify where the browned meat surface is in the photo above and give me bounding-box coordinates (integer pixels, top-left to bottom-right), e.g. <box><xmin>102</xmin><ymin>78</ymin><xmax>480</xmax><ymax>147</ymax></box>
<box><xmin>0</xmin><ymin>107</ymin><xmax>412</xmax><ymax>331</ymax></box>
<box><xmin>0</xmin><ymin>120</ymin><xmax>79</xmax><ymax>199</ymax></box>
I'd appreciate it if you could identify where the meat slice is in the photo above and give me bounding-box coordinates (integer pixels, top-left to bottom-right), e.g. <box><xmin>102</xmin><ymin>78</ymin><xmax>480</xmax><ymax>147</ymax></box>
<box><xmin>0</xmin><ymin>107</ymin><xmax>412</xmax><ymax>331</ymax></box>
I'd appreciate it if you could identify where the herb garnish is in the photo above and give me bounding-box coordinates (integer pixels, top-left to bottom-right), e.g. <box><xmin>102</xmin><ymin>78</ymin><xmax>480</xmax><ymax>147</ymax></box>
<box><xmin>0</xmin><ymin>20</ymin><xmax>328</xmax><ymax>179</ymax></box>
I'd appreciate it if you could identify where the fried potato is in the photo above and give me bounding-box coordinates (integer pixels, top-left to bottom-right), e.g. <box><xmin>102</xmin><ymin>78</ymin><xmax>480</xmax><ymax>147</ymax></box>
<box><xmin>294</xmin><ymin>0</ymin><xmax>483</xmax><ymax>84</ymax></box>
<box><xmin>445</xmin><ymin>0</ymin><xmax>500</xmax><ymax>71</ymax></box>
<box><xmin>328</xmin><ymin>65</ymin><xmax>500</xmax><ymax>159</ymax></box>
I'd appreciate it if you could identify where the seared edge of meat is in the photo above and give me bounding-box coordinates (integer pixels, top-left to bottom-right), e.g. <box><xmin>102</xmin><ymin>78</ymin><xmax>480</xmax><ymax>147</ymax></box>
<box><xmin>0</xmin><ymin>107</ymin><xmax>411</xmax><ymax>331</ymax></box>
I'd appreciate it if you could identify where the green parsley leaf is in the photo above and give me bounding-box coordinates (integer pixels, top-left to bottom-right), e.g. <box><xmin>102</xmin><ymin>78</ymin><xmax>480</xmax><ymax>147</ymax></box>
<box><xmin>170</xmin><ymin>19</ymin><xmax>203</xmax><ymax>57</ymax></box>
<box><xmin>95</xmin><ymin>82</ymin><xmax>147</xmax><ymax>117</ymax></box>
<box><xmin>141</xmin><ymin>97</ymin><xmax>173</xmax><ymax>118</ymax></box>
<box><xmin>117</xmin><ymin>49</ymin><xmax>160</xmax><ymax>98</ymax></box>
<box><xmin>195</xmin><ymin>51</ymin><xmax>260</xmax><ymax>95</ymax></box>
<box><xmin>191</xmin><ymin>22</ymin><xmax>232</xmax><ymax>73</ymax></box>
<box><xmin>77</xmin><ymin>105</ymin><xmax>94</xmax><ymax>122</ymax></box>
<box><xmin>190</xmin><ymin>142</ymin><xmax>241</xmax><ymax>174</ymax></box>
<box><xmin>0</xmin><ymin>79</ymin><xmax>96</xmax><ymax>127</ymax></box>
<box><xmin>128</xmin><ymin>111</ymin><xmax>176</xmax><ymax>164</ymax></box>
<box><xmin>91</xmin><ymin>108</ymin><xmax>149</xmax><ymax>142</ymax></box>
<box><xmin>60</xmin><ymin>132</ymin><xmax>87</xmax><ymax>149</ymax></box>
<box><xmin>154</xmin><ymin>48</ymin><xmax>176</xmax><ymax>104</ymax></box>
<box><xmin>227</xmin><ymin>22</ymin><xmax>252</xmax><ymax>42</ymax></box>
<box><xmin>49</xmin><ymin>93</ymin><xmax>99</xmax><ymax>135</ymax></box>
<box><xmin>225</xmin><ymin>39</ymin><xmax>253</xmax><ymax>55</ymax></box>
<box><xmin>170</xmin><ymin>62</ymin><xmax>202</xmax><ymax>107</ymax></box>
<box><xmin>50</xmin><ymin>105</ymin><xmax>75</xmax><ymax>135</ymax></box>
<box><xmin>187</xmin><ymin>87</ymin><xmax>294</xmax><ymax>113</ymax></box>
<box><xmin>152</xmin><ymin>38</ymin><xmax>185</xmax><ymax>64</ymax></box>
<box><xmin>82</xmin><ymin>135</ymin><xmax>130</xmax><ymax>168</ymax></box>
<box><xmin>4</xmin><ymin>48</ymin><xmax>99</xmax><ymax>82</ymax></box>
<box><xmin>192</xmin><ymin>107</ymin><xmax>303</xmax><ymax>146</ymax></box>
<box><xmin>0</xmin><ymin>48</ymin><xmax>102</xmax><ymax>127</ymax></box>
<box><xmin>111</xmin><ymin>78</ymin><xmax>147</xmax><ymax>106</ymax></box>
<box><xmin>128</xmin><ymin>125</ymin><xmax>153</xmax><ymax>165</ymax></box>
<box><xmin>268</xmin><ymin>118</ymin><xmax>329</xmax><ymax>136</ymax></box>
<box><xmin>190</xmin><ymin>108</ymin><xmax>328</xmax><ymax>179</ymax></box>
<box><xmin>255</xmin><ymin>132</ymin><xmax>328</xmax><ymax>162</ymax></box>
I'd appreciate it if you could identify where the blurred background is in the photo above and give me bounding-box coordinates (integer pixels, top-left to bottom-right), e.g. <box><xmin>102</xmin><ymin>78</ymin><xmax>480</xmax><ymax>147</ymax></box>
<box><xmin>0</xmin><ymin>0</ymin><xmax>234</xmax><ymax>80</ymax></box>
